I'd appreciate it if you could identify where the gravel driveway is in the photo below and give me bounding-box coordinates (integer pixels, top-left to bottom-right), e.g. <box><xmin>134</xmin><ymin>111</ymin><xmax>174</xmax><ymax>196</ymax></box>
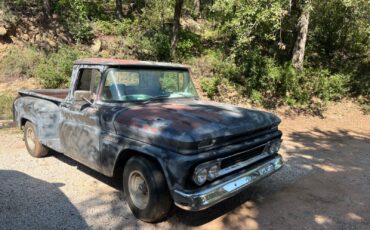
<box><xmin>1</xmin><ymin>102</ymin><xmax>369</xmax><ymax>230</ymax></box>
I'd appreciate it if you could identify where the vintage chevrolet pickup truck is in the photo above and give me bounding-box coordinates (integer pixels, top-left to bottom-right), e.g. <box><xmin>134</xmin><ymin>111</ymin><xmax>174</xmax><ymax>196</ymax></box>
<box><xmin>13</xmin><ymin>58</ymin><xmax>283</xmax><ymax>222</ymax></box>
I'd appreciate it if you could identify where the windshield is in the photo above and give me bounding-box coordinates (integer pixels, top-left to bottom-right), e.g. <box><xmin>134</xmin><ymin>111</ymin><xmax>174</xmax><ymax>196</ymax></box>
<box><xmin>100</xmin><ymin>68</ymin><xmax>198</xmax><ymax>102</ymax></box>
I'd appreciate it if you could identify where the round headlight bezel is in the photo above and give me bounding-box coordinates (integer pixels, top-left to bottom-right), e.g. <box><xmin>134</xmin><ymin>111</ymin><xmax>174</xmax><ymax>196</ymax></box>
<box><xmin>207</xmin><ymin>164</ymin><xmax>220</xmax><ymax>180</ymax></box>
<box><xmin>192</xmin><ymin>162</ymin><xmax>221</xmax><ymax>185</ymax></box>
<box><xmin>193</xmin><ymin>167</ymin><xmax>208</xmax><ymax>185</ymax></box>
<box><xmin>268</xmin><ymin>140</ymin><xmax>281</xmax><ymax>154</ymax></box>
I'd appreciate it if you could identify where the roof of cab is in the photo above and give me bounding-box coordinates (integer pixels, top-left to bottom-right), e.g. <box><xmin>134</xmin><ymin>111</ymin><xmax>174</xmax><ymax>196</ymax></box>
<box><xmin>74</xmin><ymin>58</ymin><xmax>188</xmax><ymax>69</ymax></box>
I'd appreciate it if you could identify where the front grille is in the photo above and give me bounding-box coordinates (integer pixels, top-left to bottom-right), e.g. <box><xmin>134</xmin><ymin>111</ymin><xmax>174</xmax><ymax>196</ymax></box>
<box><xmin>220</xmin><ymin>145</ymin><xmax>265</xmax><ymax>169</ymax></box>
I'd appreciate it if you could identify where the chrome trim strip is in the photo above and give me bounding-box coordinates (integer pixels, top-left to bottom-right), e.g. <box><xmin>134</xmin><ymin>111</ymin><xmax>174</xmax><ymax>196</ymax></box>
<box><xmin>220</xmin><ymin>142</ymin><xmax>268</xmax><ymax>161</ymax></box>
<box><xmin>217</xmin><ymin>151</ymin><xmax>270</xmax><ymax>177</ymax></box>
<box><xmin>174</xmin><ymin>155</ymin><xmax>283</xmax><ymax>211</ymax></box>
<box><xmin>194</xmin><ymin>140</ymin><xmax>281</xmax><ymax>181</ymax></box>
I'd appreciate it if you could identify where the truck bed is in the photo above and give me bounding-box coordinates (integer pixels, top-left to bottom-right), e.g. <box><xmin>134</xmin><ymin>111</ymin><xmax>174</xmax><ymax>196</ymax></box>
<box><xmin>18</xmin><ymin>89</ymin><xmax>69</xmax><ymax>104</ymax></box>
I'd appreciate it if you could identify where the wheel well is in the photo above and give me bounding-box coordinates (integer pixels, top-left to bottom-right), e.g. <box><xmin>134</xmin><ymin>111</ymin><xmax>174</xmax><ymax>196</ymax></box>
<box><xmin>113</xmin><ymin>150</ymin><xmax>172</xmax><ymax>193</ymax></box>
<box><xmin>113</xmin><ymin>150</ymin><xmax>164</xmax><ymax>180</ymax></box>
<box><xmin>20</xmin><ymin>118</ymin><xmax>29</xmax><ymax>128</ymax></box>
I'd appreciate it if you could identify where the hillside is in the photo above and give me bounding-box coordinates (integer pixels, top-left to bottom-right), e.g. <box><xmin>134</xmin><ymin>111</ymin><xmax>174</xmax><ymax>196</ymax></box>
<box><xmin>0</xmin><ymin>0</ymin><xmax>369</xmax><ymax>121</ymax></box>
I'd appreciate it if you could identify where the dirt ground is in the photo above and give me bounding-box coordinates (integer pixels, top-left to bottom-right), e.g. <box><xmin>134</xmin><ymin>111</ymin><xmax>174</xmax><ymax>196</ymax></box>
<box><xmin>0</xmin><ymin>101</ymin><xmax>369</xmax><ymax>230</ymax></box>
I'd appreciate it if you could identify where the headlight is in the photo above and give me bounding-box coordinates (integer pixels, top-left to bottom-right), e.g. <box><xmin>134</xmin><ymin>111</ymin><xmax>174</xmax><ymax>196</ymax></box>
<box><xmin>268</xmin><ymin>140</ymin><xmax>281</xmax><ymax>154</ymax></box>
<box><xmin>207</xmin><ymin>164</ymin><xmax>220</xmax><ymax>180</ymax></box>
<box><xmin>193</xmin><ymin>168</ymin><xmax>208</xmax><ymax>185</ymax></box>
<box><xmin>192</xmin><ymin>162</ymin><xmax>220</xmax><ymax>185</ymax></box>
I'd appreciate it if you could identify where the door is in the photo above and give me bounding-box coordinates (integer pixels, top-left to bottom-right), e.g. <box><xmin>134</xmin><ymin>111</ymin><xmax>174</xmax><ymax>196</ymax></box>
<box><xmin>60</xmin><ymin>66</ymin><xmax>103</xmax><ymax>171</ymax></box>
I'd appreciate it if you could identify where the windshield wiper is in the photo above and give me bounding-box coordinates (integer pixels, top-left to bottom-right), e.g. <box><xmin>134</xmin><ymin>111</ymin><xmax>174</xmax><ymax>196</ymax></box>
<box><xmin>142</xmin><ymin>94</ymin><xmax>171</xmax><ymax>103</ymax></box>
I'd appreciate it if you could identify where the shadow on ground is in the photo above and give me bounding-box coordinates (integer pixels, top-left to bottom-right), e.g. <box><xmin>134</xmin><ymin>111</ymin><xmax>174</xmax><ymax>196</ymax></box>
<box><xmin>214</xmin><ymin>128</ymin><xmax>370</xmax><ymax>229</ymax></box>
<box><xmin>0</xmin><ymin>170</ymin><xmax>89</xmax><ymax>229</ymax></box>
<box><xmin>49</xmin><ymin>150</ymin><xmax>121</xmax><ymax>190</ymax></box>
<box><xmin>29</xmin><ymin>127</ymin><xmax>370</xmax><ymax>229</ymax></box>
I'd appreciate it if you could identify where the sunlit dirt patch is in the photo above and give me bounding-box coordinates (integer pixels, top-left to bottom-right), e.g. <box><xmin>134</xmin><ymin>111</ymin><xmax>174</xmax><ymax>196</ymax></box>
<box><xmin>314</xmin><ymin>215</ymin><xmax>333</xmax><ymax>225</ymax></box>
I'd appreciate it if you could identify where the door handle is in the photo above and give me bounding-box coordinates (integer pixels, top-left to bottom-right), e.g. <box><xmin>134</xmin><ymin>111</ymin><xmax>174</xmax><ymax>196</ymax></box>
<box><xmin>60</xmin><ymin>103</ymin><xmax>71</xmax><ymax>108</ymax></box>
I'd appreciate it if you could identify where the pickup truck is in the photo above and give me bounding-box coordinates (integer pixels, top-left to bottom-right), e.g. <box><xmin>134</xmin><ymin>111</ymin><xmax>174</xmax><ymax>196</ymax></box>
<box><xmin>13</xmin><ymin>58</ymin><xmax>283</xmax><ymax>222</ymax></box>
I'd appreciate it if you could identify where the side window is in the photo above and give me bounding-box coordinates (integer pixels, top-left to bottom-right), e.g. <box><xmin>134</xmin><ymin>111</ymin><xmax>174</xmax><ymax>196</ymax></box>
<box><xmin>75</xmin><ymin>69</ymin><xmax>101</xmax><ymax>94</ymax></box>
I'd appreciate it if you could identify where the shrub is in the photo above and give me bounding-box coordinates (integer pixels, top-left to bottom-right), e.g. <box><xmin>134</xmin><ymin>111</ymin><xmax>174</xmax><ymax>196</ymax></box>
<box><xmin>93</xmin><ymin>20</ymin><xmax>131</xmax><ymax>36</ymax></box>
<box><xmin>54</xmin><ymin>0</ymin><xmax>103</xmax><ymax>43</ymax></box>
<box><xmin>250</xmin><ymin>90</ymin><xmax>263</xmax><ymax>105</ymax></box>
<box><xmin>200</xmin><ymin>77</ymin><xmax>221</xmax><ymax>98</ymax></box>
<box><xmin>0</xmin><ymin>2</ymin><xmax>17</xmax><ymax>24</ymax></box>
<box><xmin>361</xmin><ymin>103</ymin><xmax>370</xmax><ymax>115</ymax></box>
<box><xmin>176</xmin><ymin>30</ymin><xmax>202</xmax><ymax>59</ymax></box>
<box><xmin>33</xmin><ymin>47</ymin><xmax>87</xmax><ymax>88</ymax></box>
<box><xmin>123</xmin><ymin>25</ymin><xmax>171</xmax><ymax>61</ymax></box>
<box><xmin>206</xmin><ymin>49</ymin><xmax>352</xmax><ymax>108</ymax></box>
<box><xmin>350</xmin><ymin>60</ymin><xmax>370</xmax><ymax>97</ymax></box>
<box><xmin>316</xmin><ymin>73</ymin><xmax>350</xmax><ymax>101</ymax></box>
<box><xmin>0</xmin><ymin>47</ymin><xmax>43</xmax><ymax>79</ymax></box>
<box><xmin>71</xmin><ymin>22</ymin><xmax>94</xmax><ymax>43</ymax></box>
<box><xmin>0</xmin><ymin>93</ymin><xmax>14</xmax><ymax>119</ymax></box>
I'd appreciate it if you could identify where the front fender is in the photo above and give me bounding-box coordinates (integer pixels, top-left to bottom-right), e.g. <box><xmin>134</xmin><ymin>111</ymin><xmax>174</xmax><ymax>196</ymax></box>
<box><xmin>100</xmin><ymin>132</ymin><xmax>180</xmax><ymax>192</ymax></box>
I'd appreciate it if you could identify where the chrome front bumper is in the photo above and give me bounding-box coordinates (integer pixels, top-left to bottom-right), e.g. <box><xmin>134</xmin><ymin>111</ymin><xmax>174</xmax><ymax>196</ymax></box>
<box><xmin>173</xmin><ymin>155</ymin><xmax>283</xmax><ymax>211</ymax></box>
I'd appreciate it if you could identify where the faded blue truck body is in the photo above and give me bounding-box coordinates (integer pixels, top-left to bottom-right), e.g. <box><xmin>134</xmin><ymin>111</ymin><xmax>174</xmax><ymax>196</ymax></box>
<box><xmin>13</xmin><ymin>58</ymin><xmax>283</xmax><ymax>211</ymax></box>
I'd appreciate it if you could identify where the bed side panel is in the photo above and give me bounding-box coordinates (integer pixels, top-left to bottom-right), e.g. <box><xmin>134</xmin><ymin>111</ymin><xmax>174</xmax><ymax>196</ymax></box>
<box><xmin>13</xmin><ymin>96</ymin><xmax>62</xmax><ymax>151</ymax></box>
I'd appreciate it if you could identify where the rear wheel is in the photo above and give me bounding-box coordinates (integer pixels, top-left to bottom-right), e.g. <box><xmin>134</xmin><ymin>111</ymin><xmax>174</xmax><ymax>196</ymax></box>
<box><xmin>24</xmin><ymin>121</ymin><xmax>48</xmax><ymax>158</ymax></box>
<box><xmin>123</xmin><ymin>156</ymin><xmax>172</xmax><ymax>223</ymax></box>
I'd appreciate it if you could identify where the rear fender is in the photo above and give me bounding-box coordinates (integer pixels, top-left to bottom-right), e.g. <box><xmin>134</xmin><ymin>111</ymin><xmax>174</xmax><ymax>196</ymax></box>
<box><xmin>13</xmin><ymin>96</ymin><xmax>61</xmax><ymax>142</ymax></box>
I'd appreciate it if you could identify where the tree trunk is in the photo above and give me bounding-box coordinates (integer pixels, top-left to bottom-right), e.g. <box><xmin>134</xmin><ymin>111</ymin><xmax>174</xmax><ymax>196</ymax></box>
<box><xmin>194</xmin><ymin>0</ymin><xmax>201</xmax><ymax>18</ymax></box>
<box><xmin>116</xmin><ymin>0</ymin><xmax>123</xmax><ymax>19</ymax></box>
<box><xmin>43</xmin><ymin>0</ymin><xmax>51</xmax><ymax>21</ymax></box>
<box><xmin>171</xmin><ymin>0</ymin><xmax>184</xmax><ymax>59</ymax></box>
<box><xmin>292</xmin><ymin>5</ymin><xmax>310</xmax><ymax>70</ymax></box>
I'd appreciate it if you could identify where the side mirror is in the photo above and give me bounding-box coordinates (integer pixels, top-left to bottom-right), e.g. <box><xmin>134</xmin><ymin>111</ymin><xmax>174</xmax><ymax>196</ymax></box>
<box><xmin>74</xmin><ymin>90</ymin><xmax>93</xmax><ymax>104</ymax></box>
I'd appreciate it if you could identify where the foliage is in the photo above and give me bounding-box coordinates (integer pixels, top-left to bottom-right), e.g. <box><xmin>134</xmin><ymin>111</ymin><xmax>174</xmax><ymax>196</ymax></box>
<box><xmin>210</xmin><ymin>0</ymin><xmax>283</xmax><ymax>53</ymax></box>
<box><xmin>176</xmin><ymin>30</ymin><xmax>202</xmax><ymax>59</ymax></box>
<box><xmin>0</xmin><ymin>1</ymin><xmax>17</xmax><ymax>24</ymax></box>
<box><xmin>0</xmin><ymin>93</ymin><xmax>14</xmax><ymax>119</ymax></box>
<box><xmin>33</xmin><ymin>47</ymin><xmax>88</xmax><ymax>88</ymax></box>
<box><xmin>93</xmin><ymin>20</ymin><xmax>131</xmax><ymax>36</ymax></box>
<box><xmin>200</xmin><ymin>77</ymin><xmax>221</xmax><ymax>98</ymax></box>
<box><xmin>120</xmin><ymin>19</ymin><xmax>171</xmax><ymax>61</ymax></box>
<box><xmin>54</xmin><ymin>0</ymin><xmax>105</xmax><ymax>43</ymax></box>
<box><xmin>0</xmin><ymin>47</ymin><xmax>43</xmax><ymax>79</ymax></box>
<box><xmin>250</xmin><ymin>90</ymin><xmax>263</xmax><ymax>105</ymax></box>
<box><xmin>1</xmin><ymin>0</ymin><xmax>368</xmax><ymax>109</ymax></box>
<box><xmin>307</xmin><ymin>0</ymin><xmax>369</xmax><ymax>95</ymax></box>
<box><xmin>361</xmin><ymin>103</ymin><xmax>370</xmax><ymax>115</ymax></box>
<box><xmin>205</xmin><ymin>48</ymin><xmax>351</xmax><ymax>107</ymax></box>
<box><xmin>125</xmin><ymin>0</ymin><xmax>174</xmax><ymax>60</ymax></box>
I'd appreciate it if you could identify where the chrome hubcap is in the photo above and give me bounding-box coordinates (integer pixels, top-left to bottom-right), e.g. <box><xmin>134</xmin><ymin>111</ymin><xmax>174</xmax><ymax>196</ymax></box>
<box><xmin>26</xmin><ymin>127</ymin><xmax>36</xmax><ymax>151</ymax></box>
<box><xmin>128</xmin><ymin>171</ymin><xmax>149</xmax><ymax>209</ymax></box>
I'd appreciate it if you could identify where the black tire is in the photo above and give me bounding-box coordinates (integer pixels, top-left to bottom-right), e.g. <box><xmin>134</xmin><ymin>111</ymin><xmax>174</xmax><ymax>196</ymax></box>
<box><xmin>123</xmin><ymin>156</ymin><xmax>172</xmax><ymax>223</ymax></box>
<box><xmin>24</xmin><ymin>121</ymin><xmax>48</xmax><ymax>158</ymax></box>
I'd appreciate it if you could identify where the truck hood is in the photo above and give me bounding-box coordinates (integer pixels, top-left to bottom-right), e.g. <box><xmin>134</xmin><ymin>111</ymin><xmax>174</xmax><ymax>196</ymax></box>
<box><xmin>113</xmin><ymin>100</ymin><xmax>281</xmax><ymax>153</ymax></box>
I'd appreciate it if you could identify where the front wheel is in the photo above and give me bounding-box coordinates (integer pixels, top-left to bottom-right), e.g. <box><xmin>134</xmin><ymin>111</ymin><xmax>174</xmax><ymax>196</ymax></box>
<box><xmin>24</xmin><ymin>121</ymin><xmax>49</xmax><ymax>158</ymax></box>
<box><xmin>123</xmin><ymin>156</ymin><xmax>172</xmax><ymax>223</ymax></box>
